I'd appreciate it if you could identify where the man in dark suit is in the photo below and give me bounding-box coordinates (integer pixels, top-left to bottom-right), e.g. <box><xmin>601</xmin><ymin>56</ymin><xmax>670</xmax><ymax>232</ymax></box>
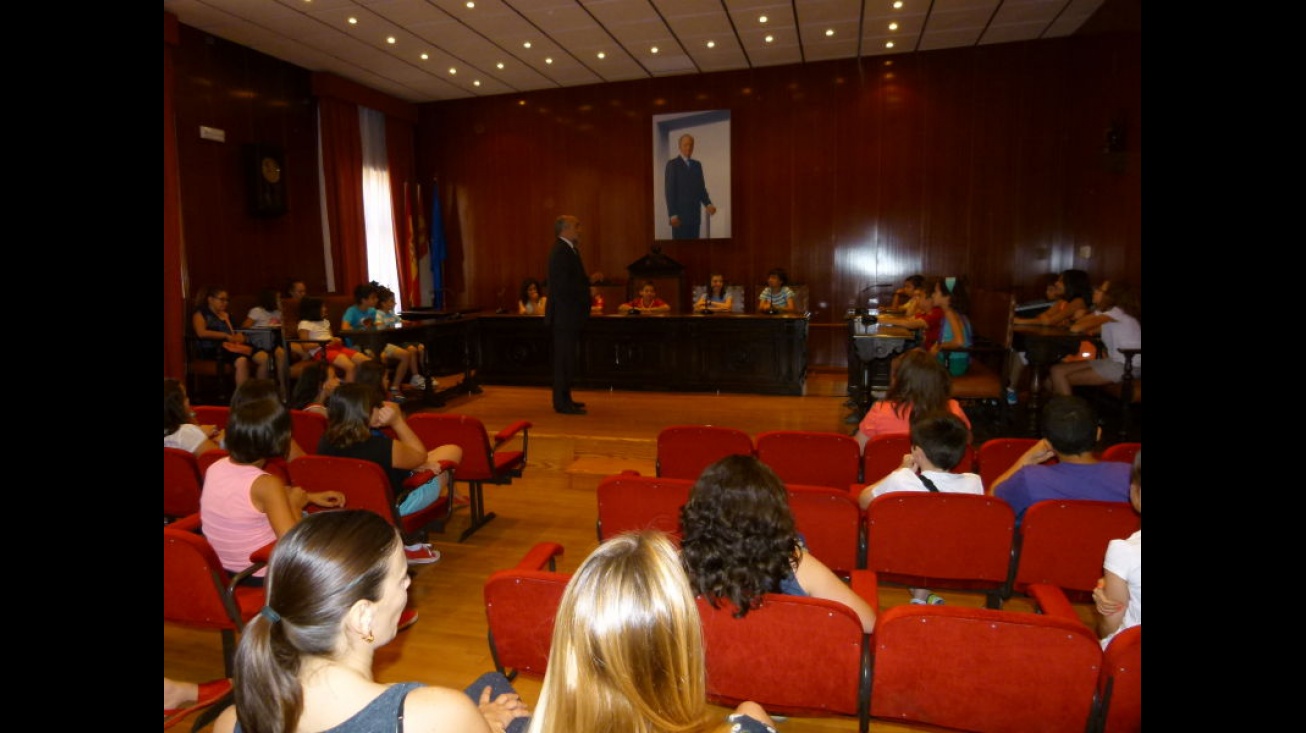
<box><xmin>664</xmin><ymin>134</ymin><xmax>717</xmax><ymax>239</ymax></box>
<box><xmin>545</xmin><ymin>214</ymin><xmax>590</xmax><ymax>414</ymax></box>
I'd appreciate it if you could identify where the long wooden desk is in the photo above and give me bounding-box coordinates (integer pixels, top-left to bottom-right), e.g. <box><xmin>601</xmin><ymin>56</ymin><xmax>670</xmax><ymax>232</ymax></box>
<box><xmin>345</xmin><ymin>313</ymin><xmax>482</xmax><ymax>406</ymax></box>
<box><xmin>475</xmin><ymin>313</ymin><xmax>809</xmax><ymax>396</ymax></box>
<box><xmin>845</xmin><ymin>316</ymin><xmax>918</xmax><ymax>421</ymax></box>
<box><xmin>1012</xmin><ymin>323</ymin><xmax>1083</xmax><ymax>432</ymax></box>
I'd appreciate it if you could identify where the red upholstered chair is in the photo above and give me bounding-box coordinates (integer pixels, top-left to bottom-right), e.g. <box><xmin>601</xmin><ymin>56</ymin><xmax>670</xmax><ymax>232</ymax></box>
<box><xmin>1096</xmin><ymin>624</ymin><xmax>1142</xmax><ymax>733</ymax></box>
<box><xmin>191</xmin><ymin>404</ymin><xmax>230</xmax><ymax>431</ymax></box>
<box><xmin>287</xmin><ymin>454</ymin><xmax>455</xmax><ymax>545</ymax></box>
<box><xmin>870</xmin><ymin>604</ymin><xmax>1101</xmax><ymax>733</ymax></box>
<box><xmin>197</xmin><ymin>449</ymin><xmax>291</xmax><ymax>485</ymax></box>
<box><xmin>163</xmin><ymin>518</ymin><xmax>268</xmax><ymax>677</ymax></box>
<box><xmin>482</xmin><ymin>542</ymin><xmax>567</xmax><ymax>681</ymax></box>
<box><xmin>656</xmin><ymin>425</ymin><xmax>754</xmax><ymax>479</ymax></box>
<box><xmin>698</xmin><ymin>570</ymin><xmax>879</xmax><ymax>733</ymax></box>
<box><xmin>1101</xmin><ymin>441</ymin><xmax>1140</xmax><ymax>465</ymax></box>
<box><xmin>289</xmin><ymin>409</ymin><xmax>328</xmax><ymax>455</ymax></box>
<box><xmin>1008</xmin><ymin>499</ymin><xmax>1140</xmax><ymax>603</ymax></box>
<box><xmin>859</xmin><ymin>433</ymin><xmax>975</xmax><ymax>491</ymax></box>
<box><xmin>787</xmin><ymin>483</ymin><xmax>864</xmax><ymax>577</ymax></box>
<box><xmin>755</xmin><ymin>430</ymin><xmax>862</xmax><ymax>489</ymax></box>
<box><xmin>406</xmin><ymin>413</ymin><xmax>532</xmax><ymax>541</ymax></box>
<box><xmin>976</xmin><ymin>437</ymin><xmax>1051</xmax><ymax>491</ymax></box>
<box><xmin>164</xmin><ymin>447</ymin><xmax>203</xmax><ymax>523</ymax></box>
<box><xmin>864</xmin><ymin>492</ymin><xmax>1015</xmax><ymax>608</ymax></box>
<box><xmin>595</xmin><ymin>473</ymin><xmax>693</xmax><ymax>542</ymax></box>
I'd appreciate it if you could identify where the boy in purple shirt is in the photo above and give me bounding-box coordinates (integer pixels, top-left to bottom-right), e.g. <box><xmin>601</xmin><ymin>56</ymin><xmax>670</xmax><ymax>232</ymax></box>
<box><xmin>991</xmin><ymin>395</ymin><xmax>1131</xmax><ymax>520</ymax></box>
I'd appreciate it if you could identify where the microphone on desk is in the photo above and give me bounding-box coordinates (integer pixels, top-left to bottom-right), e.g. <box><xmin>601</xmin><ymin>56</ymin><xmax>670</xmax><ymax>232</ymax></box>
<box><xmin>627</xmin><ymin>308</ymin><xmax>641</xmax><ymax>316</ymax></box>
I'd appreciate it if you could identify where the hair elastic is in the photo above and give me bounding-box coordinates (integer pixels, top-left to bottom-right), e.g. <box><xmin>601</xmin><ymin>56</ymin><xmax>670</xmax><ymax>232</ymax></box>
<box><xmin>945</xmin><ymin>276</ymin><xmax>957</xmax><ymax>292</ymax></box>
<box><xmin>259</xmin><ymin>606</ymin><xmax>282</xmax><ymax>623</ymax></box>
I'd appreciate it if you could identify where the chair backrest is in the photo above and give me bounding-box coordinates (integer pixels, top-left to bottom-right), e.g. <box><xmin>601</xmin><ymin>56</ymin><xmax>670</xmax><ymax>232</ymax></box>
<box><xmin>656</xmin><ymin>425</ymin><xmax>754</xmax><ymax>480</ymax></box>
<box><xmin>698</xmin><ymin>593</ymin><xmax>869</xmax><ymax>725</ymax></box>
<box><xmin>755</xmin><ymin>430</ymin><xmax>861</xmax><ymax>489</ymax></box>
<box><xmin>861</xmin><ymin>433</ymin><xmax>977</xmax><ymax>487</ymax></box>
<box><xmin>289</xmin><ymin>409</ymin><xmax>328</xmax><ymax>455</ymax></box>
<box><xmin>977</xmin><ymin>437</ymin><xmax>1052</xmax><ymax>490</ymax></box>
<box><xmin>1010</xmin><ymin>499</ymin><xmax>1140</xmax><ymax>600</ymax></box>
<box><xmin>192</xmin><ymin>405</ymin><xmax>230</xmax><ymax>430</ymax></box>
<box><xmin>162</xmin><ymin>524</ymin><xmax>266</xmax><ymax>676</ymax></box>
<box><xmin>865</xmin><ymin>492</ymin><xmax>1014</xmax><ymax>605</ymax></box>
<box><xmin>287</xmin><ymin>455</ymin><xmax>403</xmax><ymax>528</ymax></box>
<box><xmin>1098</xmin><ymin>625</ymin><xmax>1142</xmax><ymax>733</ymax></box>
<box><xmin>787</xmin><ymin>484</ymin><xmax>863</xmax><ymax>576</ymax></box>
<box><xmin>164</xmin><ymin>447</ymin><xmax>203</xmax><ymax>520</ymax></box>
<box><xmin>1101</xmin><ymin>442</ymin><xmax>1140</xmax><ymax>465</ymax></box>
<box><xmin>406</xmin><ymin>413</ymin><xmax>500</xmax><ymax>482</ymax></box>
<box><xmin>595</xmin><ymin>474</ymin><xmax>693</xmax><ymax>542</ymax></box>
<box><xmin>870</xmin><ymin>604</ymin><xmax>1101</xmax><ymax>733</ymax></box>
<box><xmin>482</xmin><ymin>565</ymin><xmax>569</xmax><ymax>680</ymax></box>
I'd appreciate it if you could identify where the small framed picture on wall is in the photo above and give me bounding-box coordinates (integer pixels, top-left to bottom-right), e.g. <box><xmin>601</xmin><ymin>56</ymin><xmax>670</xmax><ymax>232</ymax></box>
<box><xmin>653</xmin><ymin>110</ymin><xmax>731</xmax><ymax>241</ymax></box>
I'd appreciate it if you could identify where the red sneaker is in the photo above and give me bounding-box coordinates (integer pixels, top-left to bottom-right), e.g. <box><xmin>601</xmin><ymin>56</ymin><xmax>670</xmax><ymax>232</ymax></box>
<box><xmin>404</xmin><ymin>544</ymin><xmax>441</xmax><ymax>565</ymax></box>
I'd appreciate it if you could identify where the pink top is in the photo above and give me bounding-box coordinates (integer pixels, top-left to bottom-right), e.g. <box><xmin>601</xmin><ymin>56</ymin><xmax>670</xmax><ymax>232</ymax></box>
<box><xmin>858</xmin><ymin>399</ymin><xmax>971</xmax><ymax>440</ymax></box>
<box><xmin>199</xmin><ymin>457</ymin><xmax>276</xmax><ymax>576</ymax></box>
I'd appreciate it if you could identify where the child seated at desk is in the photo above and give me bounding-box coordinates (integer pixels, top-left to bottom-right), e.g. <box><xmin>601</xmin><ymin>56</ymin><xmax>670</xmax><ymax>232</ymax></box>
<box><xmin>374</xmin><ymin>284</ymin><xmax>427</xmax><ymax>392</ymax></box>
<box><xmin>618</xmin><ymin>281</ymin><xmax>671</xmax><ymax>314</ymax></box>
<box><xmin>296</xmin><ymin>296</ymin><xmax>370</xmax><ymax>383</ymax></box>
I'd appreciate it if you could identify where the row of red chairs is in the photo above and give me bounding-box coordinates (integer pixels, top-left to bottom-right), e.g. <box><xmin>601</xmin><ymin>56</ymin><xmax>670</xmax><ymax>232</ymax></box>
<box><xmin>484</xmin><ymin>541</ymin><xmax>1140</xmax><ymax>733</ymax></box>
<box><xmin>657</xmin><ymin>424</ymin><xmax>1140</xmax><ymax>489</ymax></box>
<box><xmin>596</xmin><ymin>473</ymin><xmax>1140</xmax><ymax>608</ymax></box>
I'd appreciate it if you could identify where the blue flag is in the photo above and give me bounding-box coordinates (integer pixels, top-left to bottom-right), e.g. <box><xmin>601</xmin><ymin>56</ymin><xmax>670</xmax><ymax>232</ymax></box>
<box><xmin>429</xmin><ymin>181</ymin><xmax>447</xmax><ymax>309</ymax></box>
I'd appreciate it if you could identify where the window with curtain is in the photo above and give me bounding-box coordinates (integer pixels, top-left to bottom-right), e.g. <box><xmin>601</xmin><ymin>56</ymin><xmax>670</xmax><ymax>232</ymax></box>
<box><xmin>359</xmin><ymin>106</ymin><xmax>404</xmax><ymax>305</ymax></box>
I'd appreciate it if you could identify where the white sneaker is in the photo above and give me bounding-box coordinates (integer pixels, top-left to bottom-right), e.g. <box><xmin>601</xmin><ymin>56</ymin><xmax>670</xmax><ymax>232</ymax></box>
<box><xmin>409</xmin><ymin>374</ymin><xmax>427</xmax><ymax>389</ymax></box>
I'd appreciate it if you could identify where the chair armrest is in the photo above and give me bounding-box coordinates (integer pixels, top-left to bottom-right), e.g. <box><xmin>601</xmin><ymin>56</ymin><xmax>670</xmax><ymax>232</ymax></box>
<box><xmin>493</xmin><ymin>420</ymin><xmax>533</xmax><ymax>446</ymax></box>
<box><xmin>515</xmin><ymin>542</ymin><xmax>565</xmax><ymax>572</ymax></box>
<box><xmin>249</xmin><ymin>539</ymin><xmax>277</xmax><ymax>566</ymax></box>
<box><xmin>228</xmin><ymin>559</ymin><xmax>269</xmax><ymax>594</ymax></box>
<box><xmin>169</xmin><ymin>512</ymin><xmax>203</xmax><ymax>533</ymax></box>
<box><xmin>1026</xmin><ymin>582</ymin><xmax>1081</xmax><ymax>623</ymax></box>
<box><xmin>402</xmin><ymin>469</ymin><xmax>438</xmax><ymax>490</ymax></box>
<box><xmin>849</xmin><ymin>569</ymin><xmax>879</xmax><ymax>609</ymax></box>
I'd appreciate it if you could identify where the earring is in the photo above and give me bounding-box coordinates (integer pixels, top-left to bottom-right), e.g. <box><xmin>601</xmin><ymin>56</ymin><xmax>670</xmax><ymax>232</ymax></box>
<box><xmin>362</xmin><ymin>630</ymin><xmax>375</xmax><ymax>643</ymax></box>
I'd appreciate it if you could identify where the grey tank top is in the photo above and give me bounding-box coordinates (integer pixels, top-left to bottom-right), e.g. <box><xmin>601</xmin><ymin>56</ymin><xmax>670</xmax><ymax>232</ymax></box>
<box><xmin>234</xmin><ymin>681</ymin><xmax>422</xmax><ymax>733</ymax></box>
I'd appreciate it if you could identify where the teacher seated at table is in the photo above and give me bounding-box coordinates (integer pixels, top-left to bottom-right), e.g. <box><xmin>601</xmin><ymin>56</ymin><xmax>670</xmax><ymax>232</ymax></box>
<box><xmin>618</xmin><ymin>281</ymin><xmax>671</xmax><ymax>314</ymax></box>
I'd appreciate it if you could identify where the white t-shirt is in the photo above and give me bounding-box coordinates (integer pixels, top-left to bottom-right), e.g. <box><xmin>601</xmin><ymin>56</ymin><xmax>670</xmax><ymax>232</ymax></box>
<box><xmin>866</xmin><ymin>466</ymin><xmax>984</xmax><ymax>502</ymax></box>
<box><xmin>164</xmin><ymin>423</ymin><xmax>210</xmax><ymax>454</ymax></box>
<box><xmin>1100</xmin><ymin>306</ymin><xmax>1142</xmax><ymax>368</ymax></box>
<box><xmin>1101</xmin><ymin>529</ymin><xmax>1141</xmax><ymax>649</ymax></box>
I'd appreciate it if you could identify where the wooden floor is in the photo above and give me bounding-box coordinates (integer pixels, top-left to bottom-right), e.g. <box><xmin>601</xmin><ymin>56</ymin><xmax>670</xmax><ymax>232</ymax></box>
<box><xmin>164</xmin><ymin>371</ymin><xmax>1098</xmax><ymax>732</ymax></box>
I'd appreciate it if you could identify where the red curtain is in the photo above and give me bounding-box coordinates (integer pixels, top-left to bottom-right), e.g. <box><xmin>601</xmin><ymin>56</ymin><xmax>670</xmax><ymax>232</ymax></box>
<box><xmin>317</xmin><ymin>96</ymin><xmax>367</xmax><ymax>293</ymax></box>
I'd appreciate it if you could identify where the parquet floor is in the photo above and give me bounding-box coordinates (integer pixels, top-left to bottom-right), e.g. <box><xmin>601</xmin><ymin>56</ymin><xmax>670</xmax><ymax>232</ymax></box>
<box><xmin>164</xmin><ymin>370</ymin><xmax>1100</xmax><ymax>731</ymax></box>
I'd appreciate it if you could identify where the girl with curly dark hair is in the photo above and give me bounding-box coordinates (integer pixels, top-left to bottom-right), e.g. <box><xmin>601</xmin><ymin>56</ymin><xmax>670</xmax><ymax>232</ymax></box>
<box><xmin>678</xmin><ymin>454</ymin><xmax>876</xmax><ymax>633</ymax></box>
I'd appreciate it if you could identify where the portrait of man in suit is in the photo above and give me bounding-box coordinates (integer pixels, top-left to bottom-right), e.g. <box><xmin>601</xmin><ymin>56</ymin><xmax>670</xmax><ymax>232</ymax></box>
<box><xmin>653</xmin><ymin>111</ymin><xmax>731</xmax><ymax>240</ymax></box>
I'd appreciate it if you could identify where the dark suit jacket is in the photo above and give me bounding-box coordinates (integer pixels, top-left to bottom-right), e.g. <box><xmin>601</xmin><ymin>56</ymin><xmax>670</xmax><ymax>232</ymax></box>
<box><xmin>664</xmin><ymin>156</ymin><xmax>712</xmax><ymax>228</ymax></box>
<box><xmin>545</xmin><ymin>237</ymin><xmax>589</xmax><ymax>331</ymax></box>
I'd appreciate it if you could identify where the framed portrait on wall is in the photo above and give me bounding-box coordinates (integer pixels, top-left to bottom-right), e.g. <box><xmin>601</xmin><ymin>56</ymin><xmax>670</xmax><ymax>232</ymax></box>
<box><xmin>653</xmin><ymin>110</ymin><xmax>731</xmax><ymax>241</ymax></box>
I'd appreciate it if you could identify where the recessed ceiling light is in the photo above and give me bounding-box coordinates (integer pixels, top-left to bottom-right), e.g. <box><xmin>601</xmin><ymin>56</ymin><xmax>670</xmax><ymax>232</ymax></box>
<box><xmin>496</xmin><ymin>62</ymin><xmax>505</xmax><ymax>69</ymax></box>
<box><xmin>893</xmin><ymin>1</ymin><xmax>903</xmax><ymax>9</ymax></box>
<box><xmin>765</xmin><ymin>35</ymin><xmax>774</xmax><ymax>43</ymax></box>
<box><xmin>348</xmin><ymin>17</ymin><xmax>357</xmax><ymax>25</ymax></box>
<box><xmin>651</xmin><ymin>46</ymin><xmax>659</xmax><ymax>54</ymax></box>
<box><xmin>889</xmin><ymin>22</ymin><xmax>898</xmax><ymax>31</ymax></box>
<box><xmin>466</xmin><ymin>1</ymin><xmax>475</xmax><ymax>7</ymax></box>
<box><xmin>597</xmin><ymin>52</ymin><xmax>605</xmax><ymax>59</ymax></box>
<box><xmin>386</xmin><ymin>36</ymin><xmax>396</xmax><ymax>45</ymax></box>
<box><xmin>523</xmin><ymin>41</ymin><xmax>532</xmax><ymax>49</ymax></box>
<box><xmin>825</xmin><ymin>29</ymin><xmax>834</xmax><ymax>37</ymax></box>
<box><xmin>474</xmin><ymin>80</ymin><xmax>481</xmax><ymax>86</ymax></box>
<box><xmin>885</xmin><ymin>41</ymin><xmax>895</xmax><ymax>49</ymax></box>
<box><xmin>706</xmin><ymin>41</ymin><xmax>715</xmax><ymax>48</ymax></box>
<box><xmin>420</xmin><ymin>53</ymin><xmax>429</xmax><ymax>60</ymax></box>
<box><xmin>449</xmin><ymin>68</ymin><xmax>456</xmax><ymax>74</ymax></box>
<box><xmin>759</xmin><ymin>15</ymin><xmax>768</xmax><ymax>23</ymax></box>
<box><xmin>545</xmin><ymin>57</ymin><xmax>553</xmax><ymax>64</ymax></box>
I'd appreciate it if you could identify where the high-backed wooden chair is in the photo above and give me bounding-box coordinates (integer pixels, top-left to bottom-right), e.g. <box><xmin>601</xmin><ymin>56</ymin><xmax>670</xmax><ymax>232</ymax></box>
<box><xmin>163</xmin><ymin>519</ymin><xmax>268</xmax><ymax>677</ymax></box>
<box><xmin>755</xmin><ymin>430</ymin><xmax>862</xmax><ymax>489</ymax></box>
<box><xmin>184</xmin><ymin>333</ymin><xmax>239</xmax><ymax>406</ymax></box>
<box><xmin>946</xmin><ymin>288</ymin><xmax>1015</xmax><ymax>426</ymax></box>
<box><xmin>595</xmin><ymin>473</ymin><xmax>692</xmax><ymax>542</ymax></box>
<box><xmin>482</xmin><ymin>542</ymin><xmax>567</xmax><ymax>680</ymax></box>
<box><xmin>870</xmin><ymin>604</ymin><xmax>1101</xmax><ymax>733</ymax></box>
<box><xmin>1097</xmin><ymin>348</ymin><xmax>1142</xmax><ymax>441</ymax></box>
<box><xmin>406</xmin><ymin>413</ymin><xmax>531</xmax><ymax>541</ymax></box>
<box><xmin>655</xmin><ymin>425</ymin><xmax>754</xmax><ymax>480</ymax></box>
<box><xmin>1007</xmin><ymin>498</ymin><xmax>1140</xmax><ymax>603</ymax></box>
<box><xmin>864</xmin><ymin>492</ymin><xmax>1015</xmax><ymax>608</ymax></box>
